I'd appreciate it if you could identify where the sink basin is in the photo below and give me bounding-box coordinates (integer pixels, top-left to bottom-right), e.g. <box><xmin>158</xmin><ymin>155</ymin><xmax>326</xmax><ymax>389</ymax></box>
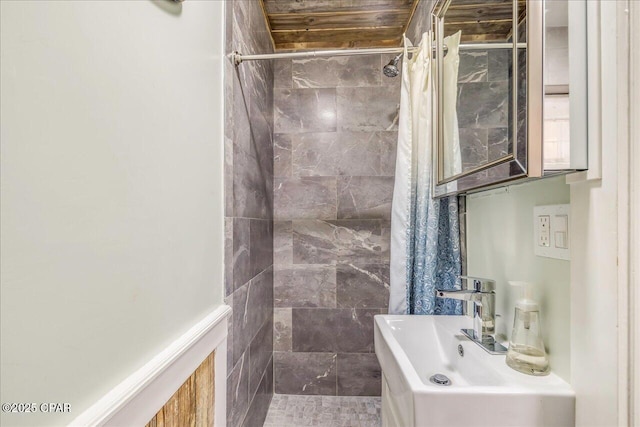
<box><xmin>374</xmin><ymin>315</ymin><xmax>575</xmax><ymax>427</ymax></box>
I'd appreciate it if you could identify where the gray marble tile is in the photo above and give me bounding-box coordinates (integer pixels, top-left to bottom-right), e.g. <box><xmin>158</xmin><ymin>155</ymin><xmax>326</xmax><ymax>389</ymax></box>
<box><xmin>263</xmin><ymin>395</ymin><xmax>381</xmax><ymax>427</ymax></box>
<box><xmin>274</xmin><ymin>134</ymin><xmax>292</xmax><ymax>178</ymax></box>
<box><xmin>337</xmin><ymin>177</ymin><xmax>394</xmax><ymax>220</ymax></box>
<box><xmin>225</xmin><ymin>136</ymin><xmax>234</xmax><ymax>217</ymax></box>
<box><xmin>274</xmin><ymin>265</ymin><xmax>337</xmax><ymax>308</ymax></box>
<box><xmin>232</xmin><ymin>268</ymin><xmax>274</xmax><ymax>366</ymax></box>
<box><xmin>379</xmin><ymin>132</ymin><xmax>398</xmax><ymax>176</ymax></box>
<box><xmin>227</xmin><ymin>352</ymin><xmax>250</xmax><ymax>427</ymax></box>
<box><xmin>230</xmin><ymin>68</ymin><xmax>254</xmax><ymax>217</ymax></box>
<box><xmin>226</xmin><ymin>293</ymin><xmax>234</xmax><ymax>374</ymax></box>
<box><xmin>233</xmin><ymin>135</ymin><xmax>270</xmax><ymax>219</ymax></box>
<box><xmin>274</xmin><ymin>221</ymin><xmax>293</xmax><ymax>266</ymax></box>
<box><xmin>225</xmin><ymin>62</ymin><xmax>234</xmax><ymax>141</ymax></box>
<box><xmin>249</xmin><ymin>103</ymin><xmax>275</xmax><ymax>206</ymax></box>
<box><xmin>292</xmin><ymin>56</ymin><xmax>381</xmax><ymax>89</ymax></box>
<box><xmin>226</xmin><ymin>0</ymin><xmax>275</xmax><ymax>416</ymax></box>
<box><xmin>336</xmin><ymin>264</ymin><xmax>389</xmax><ymax>309</ymax></box>
<box><xmin>250</xmin><ymin>219</ymin><xmax>273</xmax><ymax>277</ymax></box>
<box><xmin>225</xmin><ymin>0</ymin><xmax>233</xmax><ymax>54</ymax></box>
<box><xmin>292</xmin><ymin>308</ymin><xmax>380</xmax><ymax>353</ymax></box>
<box><xmin>274</xmin><ymin>177</ymin><xmax>337</xmax><ymax>220</ymax></box>
<box><xmin>249</xmin><ymin>319</ymin><xmax>273</xmax><ymax>399</ymax></box>
<box><xmin>243</xmin><ymin>358</ymin><xmax>273</xmax><ymax>427</ymax></box>
<box><xmin>337</xmin><ymin>87</ymin><xmax>400</xmax><ymax>132</ymax></box>
<box><xmin>274</xmin><ymin>308</ymin><xmax>292</xmax><ymax>351</ymax></box>
<box><xmin>458</xmin><ymin>51</ymin><xmax>488</xmax><ymax>83</ymax></box>
<box><xmin>488</xmin><ymin>49</ymin><xmax>511</xmax><ymax>82</ymax></box>
<box><xmin>250</xmin><ymin>267</ymin><xmax>274</xmax><ymax>335</ymax></box>
<box><xmin>456</xmin><ymin>81</ymin><xmax>509</xmax><ymax>129</ymax></box>
<box><xmin>225</xmin><ymin>218</ymin><xmax>234</xmax><ymax>297</ymax></box>
<box><xmin>459</xmin><ymin>128</ymin><xmax>489</xmax><ymax>172</ymax></box>
<box><xmin>337</xmin><ymin>353</ymin><xmax>382</xmax><ymax>396</ymax></box>
<box><xmin>274</xmin><ymin>352</ymin><xmax>337</xmax><ymax>395</ymax></box>
<box><xmin>232</xmin><ymin>283</ymin><xmax>250</xmax><ymax>368</ymax></box>
<box><xmin>274</xmin><ymin>88</ymin><xmax>337</xmax><ymax>134</ymax></box>
<box><xmin>488</xmin><ymin>127</ymin><xmax>510</xmax><ymax>162</ymax></box>
<box><xmin>233</xmin><ymin>218</ymin><xmax>251</xmax><ymax>291</ymax></box>
<box><xmin>291</xmin><ymin>131</ymin><xmax>397</xmax><ymax>177</ymax></box>
<box><xmin>274</xmin><ymin>59</ymin><xmax>292</xmax><ymax>89</ymax></box>
<box><xmin>292</xmin><ymin>220</ymin><xmax>391</xmax><ymax>265</ymax></box>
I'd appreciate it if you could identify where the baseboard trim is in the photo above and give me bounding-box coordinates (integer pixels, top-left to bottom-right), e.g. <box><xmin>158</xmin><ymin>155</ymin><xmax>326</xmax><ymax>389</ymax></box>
<box><xmin>69</xmin><ymin>305</ymin><xmax>231</xmax><ymax>427</ymax></box>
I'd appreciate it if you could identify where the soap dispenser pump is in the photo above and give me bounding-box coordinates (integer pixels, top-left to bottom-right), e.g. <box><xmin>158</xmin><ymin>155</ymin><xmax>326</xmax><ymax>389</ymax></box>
<box><xmin>505</xmin><ymin>281</ymin><xmax>550</xmax><ymax>376</ymax></box>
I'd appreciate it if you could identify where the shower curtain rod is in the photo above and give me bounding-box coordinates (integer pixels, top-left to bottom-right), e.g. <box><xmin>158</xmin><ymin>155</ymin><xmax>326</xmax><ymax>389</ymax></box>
<box><xmin>231</xmin><ymin>43</ymin><xmax>525</xmax><ymax>65</ymax></box>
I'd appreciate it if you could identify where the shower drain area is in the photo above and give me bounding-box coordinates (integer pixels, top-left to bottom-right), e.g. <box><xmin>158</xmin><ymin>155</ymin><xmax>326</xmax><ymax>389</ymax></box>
<box><xmin>429</xmin><ymin>373</ymin><xmax>452</xmax><ymax>386</ymax></box>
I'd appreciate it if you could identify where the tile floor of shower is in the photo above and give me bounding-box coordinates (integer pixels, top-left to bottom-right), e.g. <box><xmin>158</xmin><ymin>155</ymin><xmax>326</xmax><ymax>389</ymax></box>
<box><xmin>262</xmin><ymin>394</ymin><xmax>382</xmax><ymax>427</ymax></box>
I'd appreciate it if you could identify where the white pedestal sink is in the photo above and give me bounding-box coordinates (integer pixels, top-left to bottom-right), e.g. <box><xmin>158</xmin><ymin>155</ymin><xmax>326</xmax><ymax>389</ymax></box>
<box><xmin>374</xmin><ymin>315</ymin><xmax>575</xmax><ymax>427</ymax></box>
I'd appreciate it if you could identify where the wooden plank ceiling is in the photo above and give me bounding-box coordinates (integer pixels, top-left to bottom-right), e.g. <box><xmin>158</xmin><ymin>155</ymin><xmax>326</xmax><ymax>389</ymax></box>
<box><xmin>260</xmin><ymin>0</ymin><xmax>525</xmax><ymax>50</ymax></box>
<box><xmin>261</xmin><ymin>0</ymin><xmax>420</xmax><ymax>51</ymax></box>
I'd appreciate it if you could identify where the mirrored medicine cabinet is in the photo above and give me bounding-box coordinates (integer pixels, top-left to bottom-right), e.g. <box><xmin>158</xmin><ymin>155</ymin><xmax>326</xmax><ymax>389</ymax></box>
<box><xmin>431</xmin><ymin>0</ymin><xmax>588</xmax><ymax>197</ymax></box>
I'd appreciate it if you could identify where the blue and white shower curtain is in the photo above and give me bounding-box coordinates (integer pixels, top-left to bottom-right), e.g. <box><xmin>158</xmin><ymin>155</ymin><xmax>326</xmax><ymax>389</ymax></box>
<box><xmin>389</xmin><ymin>31</ymin><xmax>462</xmax><ymax>315</ymax></box>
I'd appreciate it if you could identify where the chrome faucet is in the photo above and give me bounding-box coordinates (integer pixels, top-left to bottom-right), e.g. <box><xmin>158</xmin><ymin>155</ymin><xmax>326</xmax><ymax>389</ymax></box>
<box><xmin>436</xmin><ymin>276</ymin><xmax>507</xmax><ymax>354</ymax></box>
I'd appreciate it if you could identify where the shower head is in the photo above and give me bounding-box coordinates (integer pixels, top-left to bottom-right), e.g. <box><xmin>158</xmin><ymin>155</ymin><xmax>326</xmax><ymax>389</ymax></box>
<box><xmin>383</xmin><ymin>53</ymin><xmax>403</xmax><ymax>78</ymax></box>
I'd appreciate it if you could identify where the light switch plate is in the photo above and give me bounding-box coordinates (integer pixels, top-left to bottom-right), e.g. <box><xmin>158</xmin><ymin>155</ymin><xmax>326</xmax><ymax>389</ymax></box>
<box><xmin>534</xmin><ymin>204</ymin><xmax>570</xmax><ymax>260</ymax></box>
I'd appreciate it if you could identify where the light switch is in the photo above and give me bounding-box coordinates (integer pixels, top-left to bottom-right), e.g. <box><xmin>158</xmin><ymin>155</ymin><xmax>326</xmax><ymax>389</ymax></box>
<box><xmin>534</xmin><ymin>205</ymin><xmax>570</xmax><ymax>260</ymax></box>
<box><xmin>554</xmin><ymin>215</ymin><xmax>568</xmax><ymax>249</ymax></box>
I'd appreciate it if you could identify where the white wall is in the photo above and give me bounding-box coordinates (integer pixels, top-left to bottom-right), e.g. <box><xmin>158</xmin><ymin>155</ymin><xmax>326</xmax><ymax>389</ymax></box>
<box><xmin>0</xmin><ymin>1</ymin><xmax>225</xmax><ymax>426</ymax></box>
<box><xmin>466</xmin><ymin>176</ymin><xmax>571</xmax><ymax>382</ymax></box>
<box><xmin>568</xmin><ymin>0</ymin><xmax>628</xmax><ymax>424</ymax></box>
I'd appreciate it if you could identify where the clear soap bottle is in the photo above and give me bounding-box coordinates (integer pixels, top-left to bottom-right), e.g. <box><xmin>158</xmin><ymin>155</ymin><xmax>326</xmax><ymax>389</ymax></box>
<box><xmin>505</xmin><ymin>281</ymin><xmax>550</xmax><ymax>376</ymax></box>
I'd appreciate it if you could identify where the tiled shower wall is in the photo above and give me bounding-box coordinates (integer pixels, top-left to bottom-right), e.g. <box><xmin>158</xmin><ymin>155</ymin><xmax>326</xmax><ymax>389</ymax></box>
<box><xmin>224</xmin><ymin>1</ymin><xmax>274</xmax><ymax>426</ymax></box>
<box><xmin>457</xmin><ymin>50</ymin><xmax>510</xmax><ymax>172</ymax></box>
<box><xmin>271</xmin><ymin>56</ymin><xmax>401</xmax><ymax>396</ymax></box>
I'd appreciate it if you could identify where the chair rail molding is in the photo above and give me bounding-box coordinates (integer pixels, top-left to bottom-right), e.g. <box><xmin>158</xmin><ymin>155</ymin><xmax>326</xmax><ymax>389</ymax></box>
<box><xmin>69</xmin><ymin>305</ymin><xmax>231</xmax><ymax>427</ymax></box>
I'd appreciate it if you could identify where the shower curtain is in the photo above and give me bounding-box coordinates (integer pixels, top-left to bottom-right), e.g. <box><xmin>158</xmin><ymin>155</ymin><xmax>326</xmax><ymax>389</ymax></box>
<box><xmin>389</xmin><ymin>31</ymin><xmax>462</xmax><ymax>315</ymax></box>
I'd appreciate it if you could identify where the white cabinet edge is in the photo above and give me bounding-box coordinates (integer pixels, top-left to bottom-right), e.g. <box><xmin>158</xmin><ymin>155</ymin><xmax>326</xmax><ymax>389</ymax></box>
<box><xmin>69</xmin><ymin>305</ymin><xmax>231</xmax><ymax>427</ymax></box>
<box><xmin>566</xmin><ymin>0</ymin><xmax>605</xmax><ymax>184</ymax></box>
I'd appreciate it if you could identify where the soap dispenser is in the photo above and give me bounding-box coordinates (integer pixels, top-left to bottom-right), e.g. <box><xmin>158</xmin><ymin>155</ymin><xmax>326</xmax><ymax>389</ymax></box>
<box><xmin>505</xmin><ymin>281</ymin><xmax>550</xmax><ymax>376</ymax></box>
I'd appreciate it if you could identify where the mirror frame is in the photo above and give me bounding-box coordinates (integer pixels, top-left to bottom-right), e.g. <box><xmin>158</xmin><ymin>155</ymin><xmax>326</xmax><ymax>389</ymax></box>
<box><xmin>431</xmin><ymin>0</ymin><xmax>545</xmax><ymax>198</ymax></box>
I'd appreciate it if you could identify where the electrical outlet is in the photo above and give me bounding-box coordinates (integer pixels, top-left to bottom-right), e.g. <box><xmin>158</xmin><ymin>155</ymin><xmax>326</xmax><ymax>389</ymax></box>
<box><xmin>534</xmin><ymin>205</ymin><xmax>570</xmax><ymax>260</ymax></box>
<box><xmin>538</xmin><ymin>215</ymin><xmax>550</xmax><ymax>247</ymax></box>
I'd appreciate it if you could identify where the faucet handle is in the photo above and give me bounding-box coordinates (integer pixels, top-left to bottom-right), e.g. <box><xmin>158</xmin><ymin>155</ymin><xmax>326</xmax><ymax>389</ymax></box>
<box><xmin>459</xmin><ymin>276</ymin><xmax>496</xmax><ymax>292</ymax></box>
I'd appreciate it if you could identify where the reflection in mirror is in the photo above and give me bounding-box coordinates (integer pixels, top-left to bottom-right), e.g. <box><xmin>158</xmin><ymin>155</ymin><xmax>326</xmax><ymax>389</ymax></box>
<box><xmin>433</xmin><ymin>0</ymin><xmax>588</xmax><ymax>198</ymax></box>
<box><xmin>543</xmin><ymin>0</ymin><xmax>570</xmax><ymax>170</ymax></box>
<box><xmin>442</xmin><ymin>31</ymin><xmax>462</xmax><ymax>179</ymax></box>
<box><xmin>437</xmin><ymin>0</ymin><xmax>524</xmax><ymax>184</ymax></box>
